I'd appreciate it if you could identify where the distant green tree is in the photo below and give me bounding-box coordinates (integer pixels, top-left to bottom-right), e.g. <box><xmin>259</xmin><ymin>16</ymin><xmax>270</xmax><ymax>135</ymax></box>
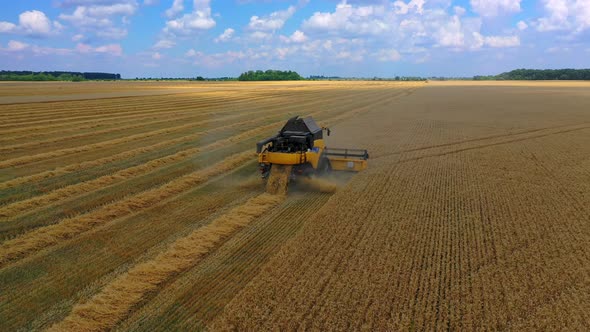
<box><xmin>238</xmin><ymin>70</ymin><xmax>303</xmax><ymax>81</ymax></box>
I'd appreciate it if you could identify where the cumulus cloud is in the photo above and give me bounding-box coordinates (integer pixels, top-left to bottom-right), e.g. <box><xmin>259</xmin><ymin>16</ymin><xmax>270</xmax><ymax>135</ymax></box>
<box><xmin>248</xmin><ymin>6</ymin><xmax>296</xmax><ymax>31</ymax></box>
<box><xmin>59</xmin><ymin>2</ymin><xmax>138</xmax><ymax>27</ymax></box>
<box><xmin>0</xmin><ymin>22</ymin><xmax>17</xmax><ymax>33</ymax></box>
<box><xmin>58</xmin><ymin>0</ymin><xmax>138</xmax><ymax>39</ymax></box>
<box><xmin>517</xmin><ymin>20</ymin><xmax>528</xmax><ymax>30</ymax></box>
<box><xmin>280</xmin><ymin>30</ymin><xmax>307</xmax><ymax>43</ymax></box>
<box><xmin>0</xmin><ymin>10</ymin><xmax>61</xmax><ymax>37</ymax></box>
<box><xmin>72</xmin><ymin>33</ymin><xmax>85</xmax><ymax>41</ymax></box>
<box><xmin>470</xmin><ymin>0</ymin><xmax>521</xmax><ymax>17</ymax></box>
<box><xmin>152</xmin><ymin>52</ymin><xmax>162</xmax><ymax>60</ymax></box>
<box><xmin>302</xmin><ymin>1</ymin><xmax>389</xmax><ymax>35</ymax></box>
<box><xmin>434</xmin><ymin>15</ymin><xmax>464</xmax><ymax>47</ymax></box>
<box><xmin>153</xmin><ymin>39</ymin><xmax>176</xmax><ymax>49</ymax></box>
<box><xmin>1</xmin><ymin>38</ymin><xmax>123</xmax><ymax>57</ymax></box>
<box><xmin>57</xmin><ymin>0</ymin><xmax>129</xmax><ymax>7</ymax></box>
<box><xmin>165</xmin><ymin>0</ymin><xmax>184</xmax><ymax>18</ymax></box>
<box><xmin>484</xmin><ymin>35</ymin><xmax>520</xmax><ymax>47</ymax></box>
<box><xmin>7</xmin><ymin>40</ymin><xmax>29</xmax><ymax>51</ymax></box>
<box><xmin>454</xmin><ymin>6</ymin><xmax>466</xmax><ymax>16</ymax></box>
<box><xmin>77</xmin><ymin>42</ymin><xmax>123</xmax><ymax>55</ymax></box>
<box><xmin>164</xmin><ymin>0</ymin><xmax>215</xmax><ymax>35</ymax></box>
<box><xmin>214</xmin><ymin>28</ymin><xmax>235</xmax><ymax>42</ymax></box>
<box><xmin>393</xmin><ymin>0</ymin><xmax>425</xmax><ymax>15</ymax></box>
<box><xmin>536</xmin><ymin>0</ymin><xmax>590</xmax><ymax>33</ymax></box>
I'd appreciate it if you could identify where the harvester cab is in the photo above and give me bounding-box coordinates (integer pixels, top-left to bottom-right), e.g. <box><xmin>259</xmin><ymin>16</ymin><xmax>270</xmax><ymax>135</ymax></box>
<box><xmin>256</xmin><ymin>116</ymin><xmax>368</xmax><ymax>194</ymax></box>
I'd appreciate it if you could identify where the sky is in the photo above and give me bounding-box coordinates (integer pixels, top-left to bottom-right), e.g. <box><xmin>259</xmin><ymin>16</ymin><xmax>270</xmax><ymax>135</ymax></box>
<box><xmin>0</xmin><ymin>0</ymin><xmax>589</xmax><ymax>78</ymax></box>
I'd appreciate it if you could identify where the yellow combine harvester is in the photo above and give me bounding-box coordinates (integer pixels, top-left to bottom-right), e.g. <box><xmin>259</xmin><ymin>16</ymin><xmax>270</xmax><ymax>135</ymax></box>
<box><xmin>256</xmin><ymin>116</ymin><xmax>368</xmax><ymax>193</ymax></box>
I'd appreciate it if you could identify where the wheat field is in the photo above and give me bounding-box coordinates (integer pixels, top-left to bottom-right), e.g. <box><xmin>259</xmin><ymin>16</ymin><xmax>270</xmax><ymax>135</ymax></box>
<box><xmin>0</xmin><ymin>80</ymin><xmax>589</xmax><ymax>330</ymax></box>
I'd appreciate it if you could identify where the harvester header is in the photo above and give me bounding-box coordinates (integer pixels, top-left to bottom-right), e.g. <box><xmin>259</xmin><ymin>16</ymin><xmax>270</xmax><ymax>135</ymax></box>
<box><xmin>256</xmin><ymin>116</ymin><xmax>368</xmax><ymax>194</ymax></box>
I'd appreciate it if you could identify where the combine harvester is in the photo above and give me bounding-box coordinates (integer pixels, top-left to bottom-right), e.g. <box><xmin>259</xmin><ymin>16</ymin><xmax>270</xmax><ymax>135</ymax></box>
<box><xmin>256</xmin><ymin>116</ymin><xmax>369</xmax><ymax>194</ymax></box>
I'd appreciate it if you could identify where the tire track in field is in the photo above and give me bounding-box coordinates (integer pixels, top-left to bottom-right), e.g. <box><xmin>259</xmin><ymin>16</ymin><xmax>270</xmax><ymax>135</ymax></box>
<box><xmin>0</xmin><ymin>87</ymin><xmax>407</xmax><ymax>266</ymax></box>
<box><xmin>372</xmin><ymin>123</ymin><xmax>590</xmax><ymax>162</ymax></box>
<box><xmin>48</xmin><ymin>193</ymin><xmax>284</xmax><ymax>332</ymax></box>
<box><xmin>397</xmin><ymin>124</ymin><xmax>590</xmax><ymax>163</ymax></box>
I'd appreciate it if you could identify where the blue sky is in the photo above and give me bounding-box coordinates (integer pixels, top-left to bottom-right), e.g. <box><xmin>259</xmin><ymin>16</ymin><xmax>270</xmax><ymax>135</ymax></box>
<box><xmin>0</xmin><ymin>0</ymin><xmax>589</xmax><ymax>78</ymax></box>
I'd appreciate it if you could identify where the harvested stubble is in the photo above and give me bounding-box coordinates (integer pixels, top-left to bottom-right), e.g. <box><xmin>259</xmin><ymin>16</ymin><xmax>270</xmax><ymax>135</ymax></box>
<box><xmin>298</xmin><ymin>177</ymin><xmax>339</xmax><ymax>193</ymax></box>
<box><xmin>0</xmin><ymin>151</ymin><xmax>255</xmax><ymax>266</ymax></box>
<box><xmin>49</xmin><ymin>193</ymin><xmax>284</xmax><ymax>332</ymax></box>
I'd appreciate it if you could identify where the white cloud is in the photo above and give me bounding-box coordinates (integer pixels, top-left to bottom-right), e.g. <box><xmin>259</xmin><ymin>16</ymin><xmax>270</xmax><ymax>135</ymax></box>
<box><xmin>152</xmin><ymin>52</ymin><xmax>162</xmax><ymax>59</ymax></box>
<box><xmin>57</xmin><ymin>0</ymin><xmax>129</xmax><ymax>6</ymax></box>
<box><xmin>454</xmin><ymin>6</ymin><xmax>466</xmax><ymax>16</ymax></box>
<box><xmin>375</xmin><ymin>49</ymin><xmax>401</xmax><ymax>61</ymax></box>
<box><xmin>393</xmin><ymin>0</ymin><xmax>425</xmax><ymax>15</ymax></box>
<box><xmin>93</xmin><ymin>43</ymin><xmax>123</xmax><ymax>55</ymax></box>
<box><xmin>434</xmin><ymin>15</ymin><xmax>464</xmax><ymax>47</ymax></box>
<box><xmin>470</xmin><ymin>0</ymin><xmax>521</xmax><ymax>17</ymax></box>
<box><xmin>165</xmin><ymin>0</ymin><xmax>184</xmax><ymax>18</ymax></box>
<box><xmin>249</xmin><ymin>31</ymin><xmax>272</xmax><ymax>40</ymax></box>
<box><xmin>99</xmin><ymin>27</ymin><xmax>128</xmax><ymax>38</ymax></box>
<box><xmin>0</xmin><ymin>10</ymin><xmax>60</xmax><ymax>37</ymax></box>
<box><xmin>214</xmin><ymin>28</ymin><xmax>234</xmax><ymax>42</ymax></box>
<box><xmin>280</xmin><ymin>30</ymin><xmax>307</xmax><ymax>43</ymax></box>
<box><xmin>59</xmin><ymin>7</ymin><xmax>112</xmax><ymax>28</ymax></box>
<box><xmin>76</xmin><ymin>42</ymin><xmax>122</xmax><ymax>55</ymax></box>
<box><xmin>536</xmin><ymin>0</ymin><xmax>590</xmax><ymax>33</ymax></box>
<box><xmin>7</xmin><ymin>40</ymin><xmax>29</xmax><ymax>51</ymax></box>
<box><xmin>185</xmin><ymin>49</ymin><xmax>197</xmax><ymax>57</ymax></box>
<box><xmin>164</xmin><ymin>0</ymin><xmax>215</xmax><ymax>35</ymax></box>
<box><xmin>1</xmin><ymin>39</ymin><xmax>122</xmax><ymax>57</ymax></box>
<box><xmin>248</xmin><ymin>6</ymin><xmax>296</xmax><ymax>31</ymax></box>
<box><xmin>517</xmin><ymin>20</ymin><xmax>528</xmax><ymax>30</ymax></box>
<box><xmin>0</xmin><ymin>22</ymin><xmax>17</xmax><ymax>33</ymax></box>
<box><xmin>59</xmin><ymin>1</ymin><xmax>138</xmax><ymax>39</ymax></box>
<box><xmin>484</xmin><ymin>35</ymin><xmax>520</xmax><ymax>47</ymax></box>
<box><xmin>153</xmin><ymin>39</ymin><xmax>176</xmax><ymax>49</ymax></box>
<box><xmin>302</xmin><ymin>1</ymin><xmax>389</xmax><ymax>35</ymax></box>
<box><xmin>72</xmin><ymin>33</ymin><xmax>85</xmax><ymax>41</ymax></box>
<box><xmin>85</xmin><ymin>3</ymin><xmax>137</xmax><ymax>16</ymax></box>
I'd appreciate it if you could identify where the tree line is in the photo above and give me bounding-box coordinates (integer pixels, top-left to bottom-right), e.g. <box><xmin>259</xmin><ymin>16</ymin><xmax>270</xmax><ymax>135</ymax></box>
<box><xmin>0</xmin><ymin>71</ymin><xmax>121</xmax><ymax>81</ymax></box>
<box><xmin>238</xmin><ymin>70</ymin><xmax>303</xmax><ymax>81</ymax></box>
<box><xmin>474</xmin><ymin>68</ymin><xmax>590</xmax><ymax>81</ymax></box>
